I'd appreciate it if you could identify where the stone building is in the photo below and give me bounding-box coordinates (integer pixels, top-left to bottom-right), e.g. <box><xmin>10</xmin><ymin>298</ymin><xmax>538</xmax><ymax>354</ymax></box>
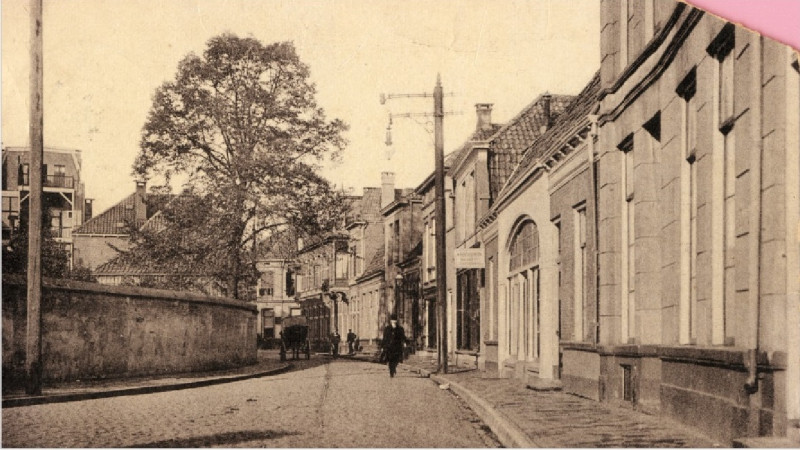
<box><xmin>295</xmin><ymin>231</ymin><xmax>350</xmax><ymax>350</ymax></box>
<box><xmin>340</xmin><ymin>185</ymin><xmax>385</xmax><ymax>347</ymax></box>
<box><xmin>587</xmin><ymin>0</ymin><xmax>799</xmax><ymax>443</ymax></box>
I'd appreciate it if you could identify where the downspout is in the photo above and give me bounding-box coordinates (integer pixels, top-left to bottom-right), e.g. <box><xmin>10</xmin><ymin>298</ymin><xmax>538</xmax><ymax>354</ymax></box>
<box><xmin>587</xmin><ymin>114</ymin><xmax>601</xmax><ymax>345</ymax></box>
<box><xmin>744</xmin><ymin>35</ymin><xmax>763</xmax><ymax>394</ymax></box>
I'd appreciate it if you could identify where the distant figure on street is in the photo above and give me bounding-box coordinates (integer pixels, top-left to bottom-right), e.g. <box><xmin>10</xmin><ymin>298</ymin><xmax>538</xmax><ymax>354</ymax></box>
<box><xmin>331</xmin><ymin>331</ymin><xmax>341</xmax><ymax>358</ymax></box>
<box><xmin>381</xmin><ymin>314</ymin><xmax>406</xmax><ymax>378</ymax></box>
<box><xmin>346</xmin><ymin>329</ymin><xmax>356</xmax><ymax>355</ymax></box>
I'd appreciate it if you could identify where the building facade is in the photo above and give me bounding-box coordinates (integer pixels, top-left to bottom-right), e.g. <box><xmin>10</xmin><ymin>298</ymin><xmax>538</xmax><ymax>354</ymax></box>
<box><xmin>295</xmin><ymin>232</ymin><xmax>350</xmax><ymax>351</ymax></box>
<box><xmin>72</xmin><ymin>181</ymin><xmax>169</xmax><ymax>271</ymax></box>
<box><xmin>582</xmin><ymin>0</ymin><xmax>798</xmax><ymax>443</ymax></box>
<box><xmin>380</xmin><ymin>172</ymin><xmax>423</xmax><ymax>337</ymax></box>
<box><xmin>451</xmin><ymin>94</ymin><xmax>572</xmax><ymax>375</ymax></box>
<box><xmin>254</xmin><ymin>258</ymin><xmax>299</xmax><ymax>341</ymax></box>
<box><xmin>2</xmin><ymin>146</ymin><xmax>90</xmax><ymax>265</ymax></box>
<box><xmin>341</xmin><ymin>186</ymin><xmax>386</xmax><ymax>347</ymax></box>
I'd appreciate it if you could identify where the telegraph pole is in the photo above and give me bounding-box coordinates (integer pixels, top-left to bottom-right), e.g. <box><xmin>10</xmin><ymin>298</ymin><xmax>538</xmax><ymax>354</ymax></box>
<box><xmin>433</xmin><ymin>75</ymin><xmax>448</xmax><ymax>374</ymax></box>
<box><xmin>26</xmin><ymin>0</ymin><xmax>44</xmax><ymax>395</ymax></box>
<box><xmin>381</xmin><ymin>76</ymin><xmax>452</xmax><ymax>374</ymax></box>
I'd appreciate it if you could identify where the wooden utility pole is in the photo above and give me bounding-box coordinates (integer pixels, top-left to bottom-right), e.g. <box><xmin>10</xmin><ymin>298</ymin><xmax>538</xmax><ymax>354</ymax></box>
<box><xmin>26</xmin><ymin>0</ymin><xmax>44</xmax><ymax>395</ymax></box>
<box><xmin>433</xmin><ymin>75</ymin><xmax>448</xmax><ymax>374</ymax></box>
<box><xmin>380</xmin><ymin>77</ymin><xmax>451</xmax><ymax>373</ymax></box>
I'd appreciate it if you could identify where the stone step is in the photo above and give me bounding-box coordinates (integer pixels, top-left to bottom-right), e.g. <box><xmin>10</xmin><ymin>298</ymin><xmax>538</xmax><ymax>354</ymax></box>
<box><xmin>526</xmin><ymin>378</ymin><xmax>563</xmax><ymax>392</ymax></box>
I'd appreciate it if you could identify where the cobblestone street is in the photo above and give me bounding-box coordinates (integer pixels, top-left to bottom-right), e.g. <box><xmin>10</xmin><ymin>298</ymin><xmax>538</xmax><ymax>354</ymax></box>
<box><xmin>2</xmin><ymin>359</ymin><xmax>500</xmax><ymax>448</ymax></box>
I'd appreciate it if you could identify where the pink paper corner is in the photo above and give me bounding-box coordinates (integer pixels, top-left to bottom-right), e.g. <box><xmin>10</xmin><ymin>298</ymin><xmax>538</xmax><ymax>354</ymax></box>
<box><xmin>685</xmin><ymin>0</ymin><xmax>800</xmax><ymax>51</ymax></box>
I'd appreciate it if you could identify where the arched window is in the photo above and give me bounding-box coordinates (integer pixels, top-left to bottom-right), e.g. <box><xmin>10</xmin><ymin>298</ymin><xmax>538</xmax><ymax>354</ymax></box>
<box><xmin>506</xmin><ymin>218</ymin><xmax>541</xmax><ymax>360</ymax></box>
<box><xmin>509</xmin><ymin>220</ymin><xmax>539</xmax><ymax>272</ymax></box>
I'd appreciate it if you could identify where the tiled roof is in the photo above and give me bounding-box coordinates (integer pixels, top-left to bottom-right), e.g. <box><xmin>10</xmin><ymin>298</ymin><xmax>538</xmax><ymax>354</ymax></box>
<box><xmin>73</xmin><ymin>193</ymin><xmax>171</xmax><ymax>235</ymax></box>
<box><xmin>498</xmin><ymin>73</ymin><xmax>601</xmax><ymax>203</ymax></box>
<box><xmin>94</xmin><ymin>254</ymin><xmax>208</xmax><ymax>276</ymax></box>
<box><xmin>358</xmin><ymin>187</ymin><xmax>382</xmax><ymax>221</ymax></box>
<box><xmin>357</xmin><ymin>245</ymin><xmax>385</xmax><ymax>281</ymax></box>
<box><xmin>399</xmin><ymin>239</ymin><xmax>423</xmax><ymax>267</ymax></box>
<box><xmin>447</xmin><ymin>124</ymin><xmax>504</xmax><ymax>177</ymax></box>
<box><xmin>346</xmin><ymin>188</ymin><xmax>380</xmax><ymax>226</ymax></box>
<box><xmin>487</xmin><ymin>94</ymin><xmax>573</xmax><ymax>201</ymax></box>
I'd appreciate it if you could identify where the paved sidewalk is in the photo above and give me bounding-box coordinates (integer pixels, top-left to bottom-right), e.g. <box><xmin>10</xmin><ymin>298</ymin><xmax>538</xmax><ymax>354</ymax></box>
<box><xmin>2</xmin><ymin>350</ymin><xmax>291</xmax><ymax>408</ymax></box>
<box><xmin>389</xmin><ymin>354</ymin><xmax>725</xmax><ymax>448</ymax></box>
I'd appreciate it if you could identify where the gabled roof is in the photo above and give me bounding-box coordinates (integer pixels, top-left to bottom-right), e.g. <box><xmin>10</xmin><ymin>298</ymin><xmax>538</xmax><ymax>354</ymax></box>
<box><xmin>446</xmin><ymin>124</ymin><xmax>504</xmax><ymax>178</ymax></box>
<box><xmin>487</xmin><ymin>93</ymin><xmax>573</xmax><ymax>201</ymax></box>
<box><xmin>73</xmin><ymin>193</ymin><xmax>171</xmax><ymax>235</ymax></box>
<box><xmin>495</xmin><ymin>73</ymin><xmax>600</xmax><ymax>208</ymax></box>
<box><xmin>398</xmin><ymin>239</ymin><xmax>423</xmax><ymax>268</ymax></box>
<box><xmin>357</xmin><ymin>245</ymin><xmax>385</xmax><ymax>281</ymax></box>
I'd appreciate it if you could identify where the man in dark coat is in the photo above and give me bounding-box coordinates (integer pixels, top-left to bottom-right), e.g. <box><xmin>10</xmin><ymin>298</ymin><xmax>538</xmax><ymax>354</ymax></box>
<box><xmin>346</xmin><ymin>329</ymin><xmax>356</xmax><ymax>355</ymax></box>
<box><xmin>331</xmin><ymin>331</ymin><xmax>341</xmax><ymax>358</ymax></box>
<box><xmin>381</xmin><ymin>314</ymin><xmax>406</xmax><ymax>378</ymax></box>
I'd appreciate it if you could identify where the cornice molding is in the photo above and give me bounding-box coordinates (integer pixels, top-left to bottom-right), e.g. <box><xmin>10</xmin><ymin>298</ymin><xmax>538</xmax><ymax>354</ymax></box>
<box><xmin>598</xmin><ymin>6</ymin><xmax>704</xmax><ymax>126</ymax></box>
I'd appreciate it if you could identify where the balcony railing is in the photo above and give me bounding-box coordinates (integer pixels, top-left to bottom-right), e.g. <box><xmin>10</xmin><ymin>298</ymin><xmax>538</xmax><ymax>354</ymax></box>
<box><xmin>19</xmin><ymin>174</ymin><xmax>74</xmax><ymax>189</ymax></box>
<box><xmin>48</xmin><ymin>226</ymin><xmax>72</xmax><ymax>239</ymax></box>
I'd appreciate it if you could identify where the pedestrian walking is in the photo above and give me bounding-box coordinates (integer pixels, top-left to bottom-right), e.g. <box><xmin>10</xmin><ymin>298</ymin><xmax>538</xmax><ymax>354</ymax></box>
<box><xmin>381</xmin><ymin>314</ymin><xmax>406</xmax><ymax>378</ymax></box>
<box><xmin>331</xmin><ymin>331</ymin><xmax>341</xmax><ymax>358</ymax></box>
<box><xmin>346</xmin><ymin>329</ymin><xmax>356</xmax><ymax>355</ymax></box>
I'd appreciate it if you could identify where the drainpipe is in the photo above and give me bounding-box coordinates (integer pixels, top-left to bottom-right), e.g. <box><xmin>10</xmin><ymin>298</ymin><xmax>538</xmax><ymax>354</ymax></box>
<box><xmin>744</xmin><ymin>36</ymin><xmax>763</xmax><ymax>394</ymax></box>
<box><xmin>587</xmin><ymin>114</ymin><xmax>601</xmax><ymax>345</ymax></box>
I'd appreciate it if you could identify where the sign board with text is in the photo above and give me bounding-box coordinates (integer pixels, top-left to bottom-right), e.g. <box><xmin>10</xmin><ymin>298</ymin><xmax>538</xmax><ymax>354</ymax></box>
<box><xmin>454</xmin><ymin>248</ymin><xmax>485</xmax><ymax>269</ymax></box>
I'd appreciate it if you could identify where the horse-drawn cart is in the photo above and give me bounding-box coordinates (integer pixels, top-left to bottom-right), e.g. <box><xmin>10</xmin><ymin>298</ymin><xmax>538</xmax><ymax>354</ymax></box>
<box><xmin>279</xmin><ymin>316</ymin><xmax>311</xmax><ymax>361</ymax></box>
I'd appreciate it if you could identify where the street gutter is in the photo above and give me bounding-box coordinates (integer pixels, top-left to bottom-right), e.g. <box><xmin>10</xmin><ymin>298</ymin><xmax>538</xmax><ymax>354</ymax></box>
<box><xmin>401</xmin><ymin>363</ymin><xmax>536</xmax><ymax>448</ymax></box>
<box><xmin>2</xmin><ymin>364</ymin><xmax>292</xmax><ymax>408</ymax></box>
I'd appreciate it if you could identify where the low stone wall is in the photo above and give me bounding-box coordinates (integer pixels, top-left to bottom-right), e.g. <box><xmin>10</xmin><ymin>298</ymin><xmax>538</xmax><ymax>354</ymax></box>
<box><xmin>2</xmin><ymin>276</ymin><xmax>257</xmax><ymax>388</ymax></box>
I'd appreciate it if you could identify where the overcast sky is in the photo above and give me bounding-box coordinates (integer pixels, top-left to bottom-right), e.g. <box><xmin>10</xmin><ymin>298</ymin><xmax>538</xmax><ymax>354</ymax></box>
<box><xmin>4</xmin><ymin>1</ymin><xmax>594</xmax><ymax>213</ymax></box>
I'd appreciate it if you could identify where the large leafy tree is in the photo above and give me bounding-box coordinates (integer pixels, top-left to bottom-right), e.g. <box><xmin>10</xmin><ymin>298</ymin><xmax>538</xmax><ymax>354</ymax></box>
<box><xmin>132</xmin><ymin>34</ymin><xmax>349</xmax><ymax>299</ymax></box>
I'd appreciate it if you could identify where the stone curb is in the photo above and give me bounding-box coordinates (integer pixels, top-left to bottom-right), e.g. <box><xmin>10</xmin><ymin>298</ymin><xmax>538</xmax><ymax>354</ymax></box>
<box><xmin>2</xmin><ymin>364</ymin><xmax>292</xmax><ymax>408</ymax></box>
<box><xmin>400</xmin><ymin>364</ymin><xmax>536</xmax><ymax>448</ymax></box>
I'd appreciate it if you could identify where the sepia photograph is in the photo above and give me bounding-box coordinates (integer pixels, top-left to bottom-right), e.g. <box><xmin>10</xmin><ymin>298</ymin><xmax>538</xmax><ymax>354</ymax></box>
<box><xmin>1</xmin><ymin>0</ymin><xmax>799</xmax><ymax>447</ymax></box>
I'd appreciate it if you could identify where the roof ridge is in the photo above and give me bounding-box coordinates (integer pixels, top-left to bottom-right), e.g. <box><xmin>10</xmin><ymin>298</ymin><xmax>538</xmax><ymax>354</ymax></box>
<box><xmin>494</xmin><ymin>73</ymin><xmax>601</xmax><ymax>204</ymax></box>
<box><xmin>72</xmin><ymin>192</ymin><xmax>137</xmax><ymax>234</ymax></box>
<box><xmin>487</xmin><ymin>92</ymin><xmax>574</xmax><ymax>144</ymax></box>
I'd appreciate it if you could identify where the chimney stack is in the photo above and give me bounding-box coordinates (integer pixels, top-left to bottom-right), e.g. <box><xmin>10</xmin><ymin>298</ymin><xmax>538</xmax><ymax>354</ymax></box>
<box><xmin>475</xmin><ymin>103</ymin><xmax>494</xmax><ymax>132</ymax></box>
<box><xmin>134</xmin><ymin>181</ymin><xmax>147</xmax><ymax>224</ymax></box>
<box><xmin>381</xmin><ymin>172</ymin><xmax>395</xmax><ymax>209</ymax></box>
<box><xmin>540</xmin><ymin>93</ymin><xmax>552</xmax><ymax>133</ymax></box>
<box><xmin>84</xmin><ymin>199</ymin><xmax>93</xmax><ymax>223</ymax></box>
